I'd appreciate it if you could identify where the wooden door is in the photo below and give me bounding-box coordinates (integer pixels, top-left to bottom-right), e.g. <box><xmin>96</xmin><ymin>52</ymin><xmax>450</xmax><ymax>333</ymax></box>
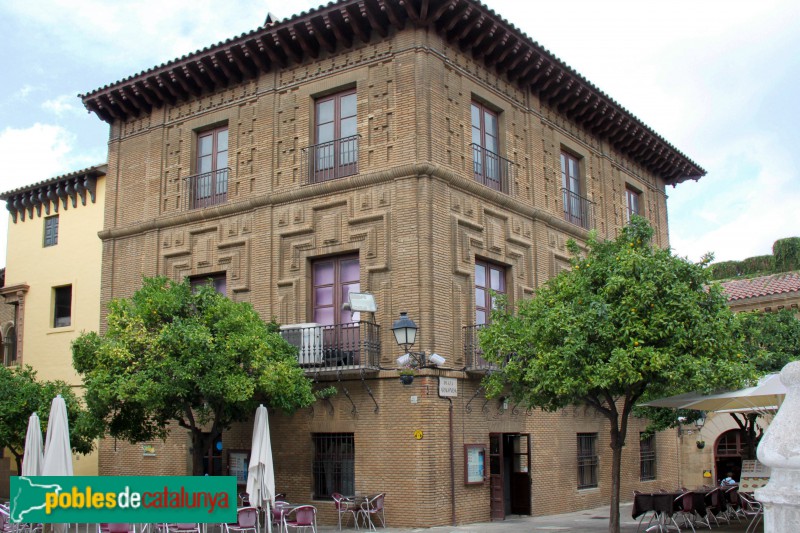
<box><xmin>489</xmin><ymin>433</ymin><xmax>504</xmax><ymax>520</ymax></box>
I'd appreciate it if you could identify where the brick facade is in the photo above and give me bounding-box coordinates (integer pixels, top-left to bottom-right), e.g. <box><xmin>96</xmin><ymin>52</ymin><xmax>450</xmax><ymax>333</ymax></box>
<box><xmin>87</xmin><ymin>6</ymin><xmax>693</xmax><ymax>527</ymax></box>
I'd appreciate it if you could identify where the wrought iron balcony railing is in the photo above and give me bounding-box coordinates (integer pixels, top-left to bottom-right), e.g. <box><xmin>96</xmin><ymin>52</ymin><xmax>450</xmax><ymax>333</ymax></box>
<box><xmin>562</xmin><ymin>187</ymin><xmax>594</xmax><ymax>230</ymax></box>
<box><xmin>301</xmin><ymin>135</ymin><xmax>360</xmax><ymax>184</ymax></box>
<box><xmin>471</xmin><ymin>143</ymin><xmax>512</xmax><ymax>194</ymax></box>
<box><xmin>185</xmin><ymin>168</ymin><xmax>229</xmax><ymax>210</ymax></box>
<box><xmin>463</xmin><ymin>324</ymin><xmax>504</xmax><ymax>372</ymax></box>
<box><xmin>279</xmin><ymin>321</ymin><xmax>380</xmax><ymax>371</ymax></box>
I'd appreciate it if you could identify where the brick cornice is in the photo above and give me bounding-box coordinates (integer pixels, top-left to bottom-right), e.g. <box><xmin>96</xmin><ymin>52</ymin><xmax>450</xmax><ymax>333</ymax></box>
<box><xmin>98</xmin><ymin>163</ymin><xmax>588</xmax><ymax>242</ymax></box>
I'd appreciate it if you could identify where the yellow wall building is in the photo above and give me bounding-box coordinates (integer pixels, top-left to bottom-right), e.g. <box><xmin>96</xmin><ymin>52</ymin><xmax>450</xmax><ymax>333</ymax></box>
<box><xmin>1</xmin><ymin>164</ymin><xmax>106</xmax><ymax>482</ymax></box>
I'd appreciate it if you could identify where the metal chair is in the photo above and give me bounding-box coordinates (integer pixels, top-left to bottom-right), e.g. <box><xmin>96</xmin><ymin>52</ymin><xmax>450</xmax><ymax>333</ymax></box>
<box><xmin>167</xmin><ymin>525</ymin><xmax>201</xmax><ymax>533</ymax></box>
<box><xmin>282</xmin><ymin>505</ymin><xmax>317</xmax><ymax>533</ymax></box>
<box><xmin>331</xmin><ymin>493</ymin><xmax>359</xmax><ymax>530</ymax></box>
<box><xmin>224</xmin><ymin>507</ymin><xmax>258</xmax><ymax>533</ymax></box>
<box><xmin>737</xmin><ymin>492</ymin><xmax>764</xmax><ymax>533</ymax></box>
<box><xmin>107</xmin><ymin>525</ymin><xmax>135</xmax><ymax>533</ymax></box>
<box><xmin>272</xmin><ymin>501</ymin><xmax>293</xmax><ymax>532</ymax></box>
<box><xmin>358</xmin><ymin>494</ymin><xmax>386</xmax><ymax>531</ymax></box>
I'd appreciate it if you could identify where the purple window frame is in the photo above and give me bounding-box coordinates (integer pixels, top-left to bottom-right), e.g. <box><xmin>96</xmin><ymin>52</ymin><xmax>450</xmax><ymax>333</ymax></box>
<box><xmin>312</xmin><ymin>255</ymin><xmax>360</xmax><ymax>325</ymax></box>
<box><xmin>475</xmin><ymin>259</ymin><xmax>506</xmax><ymax>326</ymax></box>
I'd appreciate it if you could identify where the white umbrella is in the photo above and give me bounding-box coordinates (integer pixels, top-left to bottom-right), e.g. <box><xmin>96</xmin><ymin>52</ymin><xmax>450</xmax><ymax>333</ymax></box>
<box><xmin>246</xmin><ymin>404</ymin><xmax>275</xmax><ymax>533</ymax></box>
<box><xmin>640</xmin><ymin>373</ymin><xmax>787</xmax><ymax>413</ymax></box>
<box><xmin>42</xmin><ymin>395</ymin><xmax>73</xmax><ymax>533</ymax></box>
<box><xmin>21</xmin><ymin>412</ymin><xmax>43</xmax><ymax>477</ymax></box>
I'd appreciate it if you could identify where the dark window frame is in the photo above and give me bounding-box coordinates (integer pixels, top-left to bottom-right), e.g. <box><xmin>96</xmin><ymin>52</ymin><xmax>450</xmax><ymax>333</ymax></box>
<box><xmin>53</xmin><ymin>285</ymin><xmax>72</xmax><ymax>328</ymax></box>
<box><xmin>640</xmin><ymin>433</ymin><xmax>656</xmax><ymax>481</ymax></box>
<box><xmin>189</xmin><ymin>273</ymin><xmax>227</xmax><ymax>296</ymax></box>
<box><xmin>312</xmin><ymin>433</ymin><xmax>355</xmax><ymax>500</ymax></box>
<box><xmin>561</xmin><ymin>150</ymin><xmax>588</xmax><ymax>228</ymax></box>
<box><xmin>577</xmin><ymin>433</ymin><xmax>599</xmax><ymax>489</ymax></box>
<box><xmin>626</xmin><ymin>186</ymin><xmax>642</xmax><ymax>222</ymax></box>
<box><xmin>311</xmin><ymin>255</ymin><xmax>360</xmax><ymax>326</ymax></box>
<box><xmin>475</xmin><ymin>259</ymin><xmax>506</xmax><ymax>326</ymax></box>
<box><xmin>192</xmin><ymin>125</ymin><xmax>229</xmax><ymax>209</ymax></box>
<box><xmin>312</xmin><ymin>89</ymin><xmax>358</xmax><ymax>182</ymax></box>
<box><xmin>43</xmin><ymin>215</ymin><xmax>59</xmax><ymax>247</ymax></box>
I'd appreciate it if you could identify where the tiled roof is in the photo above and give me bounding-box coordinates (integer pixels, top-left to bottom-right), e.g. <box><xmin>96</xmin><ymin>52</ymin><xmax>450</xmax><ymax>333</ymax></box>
<box><xmin>719</xmin><ymin>272</ymin><xmax>800</xmax><ymax>301</ymax></box>
<box><xmin>78</xmin><ymin>0</ymin><xmax>704</xmax><ymax>184</ymax></box>
<box><xmin>0</xmin><ymin>164</ymin><xmax>107</xmax><ymax>199</ymax></box>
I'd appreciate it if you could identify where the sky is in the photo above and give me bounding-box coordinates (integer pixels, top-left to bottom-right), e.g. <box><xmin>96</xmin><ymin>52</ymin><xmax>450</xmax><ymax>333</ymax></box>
<box><xmin>1</xmin><ymin>0</ymin><xmax>798</xmax><ymax>270</ymax></box>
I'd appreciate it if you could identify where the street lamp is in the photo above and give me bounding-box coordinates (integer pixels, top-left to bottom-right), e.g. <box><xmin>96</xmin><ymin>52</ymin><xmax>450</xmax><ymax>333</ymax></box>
<box><xmin>695</xmin><ymin>412</ymin><xmax>706</xmax><ymax>430</ymax></box>
<box><xmin>391</xmin><ymin>312</ymin><xmax>445</xmax><ymax>383</ymax></box>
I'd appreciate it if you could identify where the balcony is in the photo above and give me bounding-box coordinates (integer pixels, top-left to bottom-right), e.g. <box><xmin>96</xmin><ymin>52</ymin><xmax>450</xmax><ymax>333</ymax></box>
<box><xmin>301</xmin><ymin>135</ymin><xmax>360</xmax><ymax>184</ymax></box>
<box><xmin>463</xmin><ymin>324</ymin><xmax>503</xmax><ymax>372</ymax></box>
<box><xmin>279</xmin><ymin>321</ymin><xmax>380</xmax><ymax>371</ymax></box>
<box><xmin>185</xmin><ymin>168</ymin><xmax>229</xmax><ymax>209</ymax></box>
<box><xmin>471</xmin><ymin>143</ymin><xmax>512</xmax><ymax>194</ymax></box>
<box><xmin>562</xmin><ymin>187</ymin><xmax>594</xmax><ymax>229</ymax></box>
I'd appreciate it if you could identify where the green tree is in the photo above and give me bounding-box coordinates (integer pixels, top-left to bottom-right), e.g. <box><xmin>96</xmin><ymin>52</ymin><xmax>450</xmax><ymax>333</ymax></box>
<box><xmin>730</xmin><ymin>308</ymin><xmax>800</xmax><ymax>459</ymax></box>
<box><xmin>72</xmin><ymin>276</ymin><xmax>316</xmax><ymax>475</ymax></box>
<box><xmin>0</xmin><ymin>365</ymin><xmax>101</xmax><ymax>472</ymax></box>
<box><xmin>479</xmin><ymin>217</ymin><xmax>752</xmax><ymax>533</ymax></box>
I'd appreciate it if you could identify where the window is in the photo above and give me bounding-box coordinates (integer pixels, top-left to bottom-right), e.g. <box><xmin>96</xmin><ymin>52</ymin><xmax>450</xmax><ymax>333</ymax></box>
<box><xmin>2</xmin><ymin>326</ymin><xmax>16</xmax><ymax>366</ymax></box>
<box><xmin>312</xmin><ymin>256</ymin><xmax>360</xmax><ymax>326</ymax></box>
<box><xmin>53</xmin><ymin>285</ymin><xmax>72</xmax><ymax>328</ymax></box>
<box><xmin>640</xmin><ymin>433</ymin><xmax>656</xmax><ymax>481</ymax></box>
<box><xmin>475</xmin><ymin>260</ymin><xmax>506</xmax><ymax>325</ymax></box>
<box><xmin>43</xmin><ymin>215</ymin><xmax>59</xmax><ymax>247</ymax></box>
<box><xmin>192</xmin><ymin>126</ymin><xmax>228</xmax><ymax>209</ymax></box>
<box><xmin>561</xmin><ymin>151</ymin><xmax>589</xmax><ymax>228</ymax></box>
<box><xmin>311</xmin><ymin>89</ymin><xmax>358</xmax><ymax>182</ymax></box>
<box><xmin>312</xmin><ymin>433</ymin><xmax>354</xmax><ymax>499</ymax></box>
<box><xmin>626</xmin><ymin>186</ymin><xmax>641</xmax><ymax>222</ymax></box>
<box><xmin>190</xmin><ymin>273</ymin><xmax>227</xmax><ymax>296</ymax></box>
<box><xmin>577</xmin><ymin>433</ymin><xmax>598</xmax><ymax>489</ymax></box>
<box><xmin>471</xmin><ymin>102</ymin><xmax>509</xmax><ymax>192</ymax></box>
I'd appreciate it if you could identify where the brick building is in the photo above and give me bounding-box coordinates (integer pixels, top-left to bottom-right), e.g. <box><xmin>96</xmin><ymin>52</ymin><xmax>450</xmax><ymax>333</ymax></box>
<box><xmin>78</xmin><ymin>0</ymin><xmax>704</xmax><ymax>526</ymax></box>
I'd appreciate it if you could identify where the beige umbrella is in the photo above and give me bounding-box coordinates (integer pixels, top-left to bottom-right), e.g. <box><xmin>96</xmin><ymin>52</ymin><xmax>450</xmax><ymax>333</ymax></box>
<box><xmin>21</xmin><ymin>412</ymin><xmax>43</xmax><ymax>477</ymax></box>
<box><xmin>42</xmin><ymin>395</ymin><xmax>72</xmax><ymax>533</ymax></box>
<box><xmin>640</xmin><ymin>373</ymin><xmax>786</xmax><ymax>413</ymax></box>
<box><xmin>246</xmin><ymin>405</ymin><xmax>275</xmax><ymax>533</ymax></box>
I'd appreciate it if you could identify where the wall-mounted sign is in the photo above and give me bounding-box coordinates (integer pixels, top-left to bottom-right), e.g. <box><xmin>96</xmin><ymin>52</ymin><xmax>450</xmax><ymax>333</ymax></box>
<box><xmin>142</xmin><ymin>444</ymin><xmax>156</xmax><ymax>457</ymax></box>
<box><xmin>439</xmin><ymin>377</ymin><xmax>457</xmax><ymax>397</ymax></box>
<box><xmin>228</xmin><ymin>450</ymin><xmax>249</xmax><ymax>485</ymax></box>
<box><xmin>414</xmin><ymin>430</ymin><xmax>423</xmax><ymax>440</ymax></box>
<box><xmin>348</xmin><ymin>293</ymin><xmax>377</xmax><ymax>312</ymax></box>
<box><xmin>464</xmin><ymin>444</ymin><xmax>486</xmax><ymax>484</ymax></box>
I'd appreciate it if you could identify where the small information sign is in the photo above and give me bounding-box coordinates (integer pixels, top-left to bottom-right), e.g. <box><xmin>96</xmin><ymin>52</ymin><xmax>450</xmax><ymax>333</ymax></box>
<box><xmin>348</xmin><ymin>293</ymin><xmax>377</xmax><ymax>312</ymax></box>
<box><xmin>439</xmin><ymin>377</ymin><xmax>457</xmax><ymax>397</ymax></box>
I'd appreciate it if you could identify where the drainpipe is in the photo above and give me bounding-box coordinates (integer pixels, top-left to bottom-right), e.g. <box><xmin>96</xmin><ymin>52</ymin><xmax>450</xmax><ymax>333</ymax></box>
<box><xmin>448</xmin><ymin>397</ymin><xmax>456</xmax><ymax>526</ymax></box>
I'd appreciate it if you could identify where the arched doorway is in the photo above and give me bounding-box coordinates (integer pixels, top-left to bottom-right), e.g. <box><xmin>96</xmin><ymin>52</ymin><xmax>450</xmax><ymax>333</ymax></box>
<box><xmin>714</xmin><ymin>429</ymin><xmax>744</xmax><ymax>484</ymax></box>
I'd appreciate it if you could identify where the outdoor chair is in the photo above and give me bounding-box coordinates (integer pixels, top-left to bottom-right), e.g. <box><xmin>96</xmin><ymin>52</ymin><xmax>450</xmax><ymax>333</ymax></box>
<box><xmin>358</xmin><ymin>493</ymin><xmax>386</xmax><ymax>531</ymax></box>
<box><xmin>723</xmin><ymin>486</ymin><xmax>744</xmax><ymax>521</ymax></box>
<box><xmin>703</xmin><ymin>488</ymin><xmax>729</xmax><ymax>527</ymax></box>
<box><xmin>282</xmin><ymin>505</ymin><xmax>317</xmax><ymax>533</ymax></box>
<box><xmin>107</xmin><ymin>524</ymin><xmax>135</xmax><ymax>533</ymax></box>
<box><xmin>272</xmin><ymin>501</ymin><xmax>293</xmax><ymax>531</ymax></box>
<box><xmin>737</xmin><ymin>492</ymin><xmax>764</xmax><ymax>533</ymax></box>
<box><xmin>224</xmin><ymin>507</ymin><xmax>258</xmax><ymax>533</ymax></box>
<box><xmin>167</xmin><ymin>524</ymin><xmax>201</xmax><ymax>533</ymax></box>
<box><xmin>331</xmin><ymin>493</ymin><xmax>359</xmax><ymax>530</ymax></box>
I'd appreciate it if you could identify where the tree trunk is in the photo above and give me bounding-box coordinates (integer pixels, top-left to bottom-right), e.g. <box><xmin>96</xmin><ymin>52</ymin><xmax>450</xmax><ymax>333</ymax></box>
<box><xmin>608</xmin><ymin>438</ymin><xmax>623</xmax><ymax>533</ymax></box>
<box><xmin>13</xmin><ymin>451</ymin><xmax>23</xmax><ymax>474</ymax></box>
<box><xmin>191</xmin><ymin>431</ymin><xmax>207</xmax><ymax>476</ymax></box>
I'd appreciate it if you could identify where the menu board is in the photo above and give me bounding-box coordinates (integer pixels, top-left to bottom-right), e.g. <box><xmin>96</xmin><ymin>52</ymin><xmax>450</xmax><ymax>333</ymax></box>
<box><xmin>739</xmin><ymin>459</ymin><xmax>771</xmax><ymax>491</ymax></box>
<box><xmin>464</xmin><ymin>444</ymin><xmax>486</xmax><ymax>484</ymax></box>
<box><xmin>229</xmin><ymin>451</ymin><xmax>249</xmax><ymax>485</ymax></box>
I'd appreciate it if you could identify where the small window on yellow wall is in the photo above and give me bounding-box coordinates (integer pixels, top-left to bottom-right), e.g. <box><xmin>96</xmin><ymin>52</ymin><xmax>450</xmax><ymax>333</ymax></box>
<box><xmin>53</xmin><ymin>285</ymin><xmax>72</xmax><ymax>328</ymax></box>
<box><xmin>43</xmin><ymin>215</ymin><xmax>59</xmax><ymax>247</ymax></box>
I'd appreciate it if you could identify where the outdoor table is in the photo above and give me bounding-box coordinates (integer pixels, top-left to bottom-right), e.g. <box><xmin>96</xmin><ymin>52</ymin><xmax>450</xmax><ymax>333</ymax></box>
<box><xmin>632</xmin><ymin>491</ymin><xmax>682</xmax><ymax>532</ymax></box>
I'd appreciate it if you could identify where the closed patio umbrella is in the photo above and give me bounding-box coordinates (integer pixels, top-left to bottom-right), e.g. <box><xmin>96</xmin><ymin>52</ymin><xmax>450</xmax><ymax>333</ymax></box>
<box><xmin>42</xmin><ymin>395</ymin><xmax>73</xmax><ymax>533</ymax></box>
<box><xmin>246</xmin><ymin>404</ymin><xmax>275</xmax><ymax>533</ymax></box>
<box><xmin>21</xmin><ymin>412</ymin><xmax>43</xmax><ymax>477</ymax></box>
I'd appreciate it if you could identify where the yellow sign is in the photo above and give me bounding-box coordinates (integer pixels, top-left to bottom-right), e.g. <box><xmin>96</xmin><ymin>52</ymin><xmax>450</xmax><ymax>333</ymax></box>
<box><xmin>703</xmin><ymin>469</ymin><xmax>712</xmax><ymax>478</ymax></box>
<box><xmin>414</xmin><ymin>430</ymin><xmax>423</xmax><ymax>440</ymax></box>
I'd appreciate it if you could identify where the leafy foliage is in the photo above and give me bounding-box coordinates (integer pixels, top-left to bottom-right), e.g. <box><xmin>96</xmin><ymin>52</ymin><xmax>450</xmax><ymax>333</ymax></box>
<box><xmin>72</xmin><ymin>276</ymin><xmax>315</xmax><ymax>474</ymax></box>
<box><xmin>479</xmin><ymin>217</ymin><xmax>751</xmax><ymax>533</ymax></box>
<box><xmin>736</xmin><ymin>308</ymin><xmax>800</xmax><ymax>373</ymax></box>
<box><xmin>0</xmin><ymin>365</ymin><xmax>102</xmax><ymax>471</ymax></box>
<box><xmin>773</xmin><ymin>237</ymin><xmax>800</xmax><ymax>272</ymax></box>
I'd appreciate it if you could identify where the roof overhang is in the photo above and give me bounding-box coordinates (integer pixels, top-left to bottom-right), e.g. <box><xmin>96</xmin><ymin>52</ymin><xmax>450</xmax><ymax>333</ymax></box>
<box><xmin>79</xmin><ymin>0</ymin><xmax>705</xmax><ymax>184</ymax></box>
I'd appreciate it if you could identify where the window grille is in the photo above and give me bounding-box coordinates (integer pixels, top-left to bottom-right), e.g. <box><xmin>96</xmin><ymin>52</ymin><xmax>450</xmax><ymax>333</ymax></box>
<box><xmin>312</xmin><ymin>433</ymin><xmax>354</xmax><ymax>499</ymax></box>
<box><xmin>640</xmin><ymin>433</ymin><xmax>656</xmax><ymax>481</ymax></box>
<box><xmin>577</xmin><ymin>433</ymin><xmax>598</xmax><ymax>489</ymax></box>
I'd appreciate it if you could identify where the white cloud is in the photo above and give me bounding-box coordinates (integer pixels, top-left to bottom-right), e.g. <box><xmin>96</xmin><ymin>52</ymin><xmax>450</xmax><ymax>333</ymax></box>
<box><xmin>41</xmin><ymin>94</ymin><xmax>81</xmax><ymax>117</ymax></box>
<box><xmin>0</xmin><ymin>123</ymin><xmax>97</xmax><ymax>269</ymax></box>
